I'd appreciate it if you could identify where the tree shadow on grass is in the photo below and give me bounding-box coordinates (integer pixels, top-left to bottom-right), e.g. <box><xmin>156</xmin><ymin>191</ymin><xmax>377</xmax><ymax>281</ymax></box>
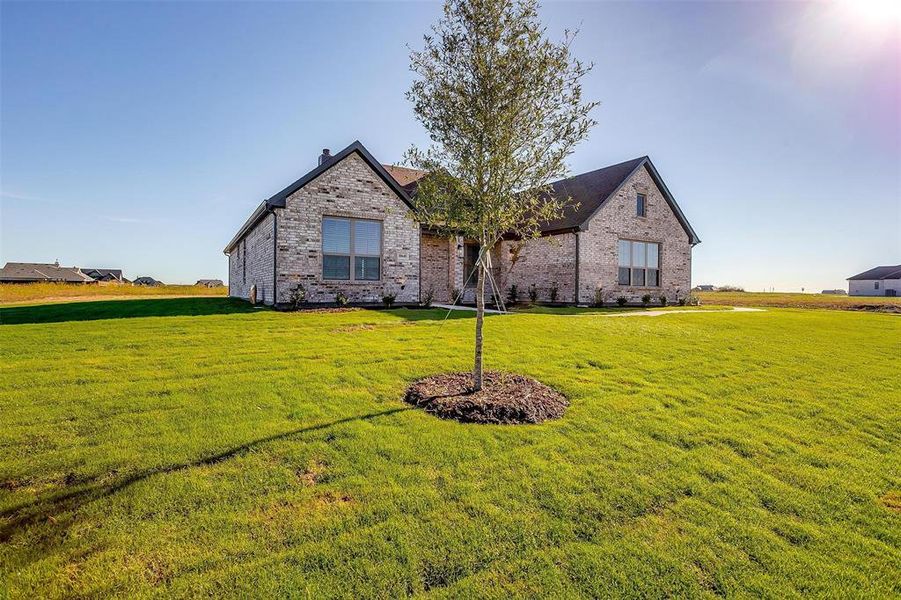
<box><xmin>0</xmin><ymin>407</ymin><xmax>412</xmax><ymax>546</ymax></box>
<box><xmin>0</xmin><ymin>297</ymin><xmax>262</xmax><ymax>325</ymax></box>
<box><xmin>374</xmin><ymin>306</ymin><xmax>505</xmax><ymax>322</ymax></box>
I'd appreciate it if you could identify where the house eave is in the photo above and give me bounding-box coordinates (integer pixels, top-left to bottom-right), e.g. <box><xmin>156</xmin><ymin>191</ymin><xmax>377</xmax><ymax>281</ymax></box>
<box><xmin>223</xmin><ymin>201</ymin><xmax>272</xmax><ymax>254</ymax></box>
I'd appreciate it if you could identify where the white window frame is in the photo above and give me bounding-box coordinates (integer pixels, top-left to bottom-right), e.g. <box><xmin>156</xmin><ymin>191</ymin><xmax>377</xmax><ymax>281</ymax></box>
<box><xmin>321</xmin><ymin>217</ymin><xmax>383</xmax><ymax>282</ymax></box>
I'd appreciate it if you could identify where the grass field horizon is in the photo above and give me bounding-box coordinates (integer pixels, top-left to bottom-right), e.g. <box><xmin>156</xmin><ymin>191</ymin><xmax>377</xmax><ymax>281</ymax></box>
<box><xmin>696</xmin><ymin>290</ymin><xmax>901</xmax><ymax>311</ymax></box>
<box><xmin>1</xmin><ymin>298</ymin><xmax>898</xmax><ymax>597</ymax></box>
<box><xmin>0</xmin><ymin>282</ymin><xmax>227</xmax><ymax>305</ymax></box>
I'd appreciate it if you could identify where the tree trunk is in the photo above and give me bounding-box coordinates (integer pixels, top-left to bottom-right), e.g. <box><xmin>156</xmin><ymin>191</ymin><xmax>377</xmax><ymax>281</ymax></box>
<box><xmin>473</xmin><ymin>256</ymin><xmax>485</xmax><ymax>391</ymax></box>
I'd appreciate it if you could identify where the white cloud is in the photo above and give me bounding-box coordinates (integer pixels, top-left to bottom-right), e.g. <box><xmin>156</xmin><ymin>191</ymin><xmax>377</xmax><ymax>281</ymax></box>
<box><xmin>101</xmin><ymin>215</ymin><xmax>149</xmax><ymax>224</ymax></box>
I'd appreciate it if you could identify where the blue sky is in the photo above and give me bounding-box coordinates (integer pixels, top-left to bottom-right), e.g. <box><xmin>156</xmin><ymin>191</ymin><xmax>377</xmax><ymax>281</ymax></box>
<box><xmin>2</xmin><ymin>1</ymin><xmax>898</xmax><ymax>290</ymax></box>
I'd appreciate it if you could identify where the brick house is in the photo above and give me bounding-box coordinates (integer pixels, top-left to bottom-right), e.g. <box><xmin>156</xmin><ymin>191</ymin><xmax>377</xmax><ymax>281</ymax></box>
<box><xmin>224</xmin><ymin>140</ymin><xmax>700</xmax><ymax>306</ymax></box>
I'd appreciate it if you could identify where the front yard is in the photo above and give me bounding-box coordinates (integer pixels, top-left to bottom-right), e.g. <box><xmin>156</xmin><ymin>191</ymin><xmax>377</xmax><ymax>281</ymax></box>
<box><xmin>1</xmin><ymin>299</ymin><xmax>898</xmax><ymax>597</ymax></box>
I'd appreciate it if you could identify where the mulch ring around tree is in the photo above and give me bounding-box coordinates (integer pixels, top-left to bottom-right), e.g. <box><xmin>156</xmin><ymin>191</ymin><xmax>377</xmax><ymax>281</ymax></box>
<box><xmin>404</xmin><ymin>371</ymin><xmax>568</xmax><ymax>424</ymax></box>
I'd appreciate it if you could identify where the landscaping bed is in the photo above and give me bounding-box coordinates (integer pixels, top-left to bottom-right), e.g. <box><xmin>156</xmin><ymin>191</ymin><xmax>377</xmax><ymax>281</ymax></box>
<box><xmin>404</xmin><ymin>371</ymin><xmax>568</xmax><ymax>424</ymax></box>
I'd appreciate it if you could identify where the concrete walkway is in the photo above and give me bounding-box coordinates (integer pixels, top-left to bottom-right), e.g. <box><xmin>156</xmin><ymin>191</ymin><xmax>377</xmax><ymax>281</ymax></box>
<box><xmin>433</xmin><ymin>303</ymin><xmax>507</xmax><ymax>314</ymax></box>
<box><xmin>588</xmin><ymin>307</ymin><xmax>764</xmax><ymax>318</ymax></box>
<box><xmin>432</xmin><ymin>304</ymin><xmax>763</xmax><ymax>317</ymax></box>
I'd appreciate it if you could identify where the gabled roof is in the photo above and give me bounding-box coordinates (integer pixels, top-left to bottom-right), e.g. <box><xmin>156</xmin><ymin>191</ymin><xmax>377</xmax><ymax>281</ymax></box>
<box><xmin>133</xmin><ymin>276</ymin><xmax>162</xmax><ymax>285</ymax></box>
<box><xmin>847</xmin><ymin>265</ymin><xmax>901</xmax><ymax>280</ymax></box>
<box><xmin>82</xmin><ymin>268</ymin><xmax>123</xmax><ymax>279</ymax></box>
<box><xmin>224</xmin><ymin>141</ymin><xmax>414</xmax><ymax>253</ymax></box>
<box><xmin>0</xmin><ymin>262</ymin><xmax>95</xmax><ymax>283</ymax></box>
<box><xmin>536</xmin><ymin>156</ymin><xmax>700</xmax><ymax>244</ymax></box>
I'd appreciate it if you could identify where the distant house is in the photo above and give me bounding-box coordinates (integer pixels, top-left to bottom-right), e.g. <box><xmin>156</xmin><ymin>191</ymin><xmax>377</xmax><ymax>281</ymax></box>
<box><xmin>81</xmin><ymin>268</ymin><xmax>126</xmax><ymax>283</ymax></box>
<box><xmin>133</xmin><ymin>276</ymin><xmax>163</xmax><ymax>286</ymax></box>
<box><xmin>195</xmin><ymin>279</ymin><xmax>224</xmax><ymax>287</ymax></box>
<box><xmin>821</xmin><ymin>289</ymin><xmax>846</xmax><ymax>295</ymax></box>
<box><xmin>0</xmin><ymin>262</ymin><xmax>96</xmax><ymax>284</ymax></box>
<box><xmin>694</xmin><ymin>284</ymin><xmax>716</xmax><ymax>292</ymax></box>
<box><xmin>847</xmin><ymin>265</ymin><xmax>901</xmax><ymax>297</ymax></box>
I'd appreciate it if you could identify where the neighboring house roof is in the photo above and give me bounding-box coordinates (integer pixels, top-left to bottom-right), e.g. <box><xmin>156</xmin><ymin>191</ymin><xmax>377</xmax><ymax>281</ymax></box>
<box><xmin>224</xmin><ymin>141</ymin><xmax>416</xmax><ymax>254</ymax></box>
<box><xmin>535</xmin><ymin>156</ymin><xmax>701</xmax><ymax>244</ymax></box>
<box><xmin>133</xmin><ymin>276</ymin><xmax>162</xmax><ymax>285</ymax></box>
<box><xmin>196</xmin><ymin>279</ymin><xmax>224</xmax><ymax>286</ymax></box>
<box><xmin>847</xmin><ymin>265</ymin><xmax>901</xmax><ymax>280</ymax></box>
<box><xmin>0</xmin><ymin>262</ymin><xmax>95</xmax><ymax>283</ymax></box>
<box><xmin>82</xmin><ymin>268</ymin><xmax>123</xmax><ymax>281</ymax></box>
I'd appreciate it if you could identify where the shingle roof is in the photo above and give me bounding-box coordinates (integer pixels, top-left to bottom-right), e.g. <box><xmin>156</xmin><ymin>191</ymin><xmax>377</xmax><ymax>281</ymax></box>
<box><xmin>133</xmin><ymin>276</ymin><xmax>162</xmax><ymax>285</ymax></box>
<box><xmin>534</xmin><ymin>156</ymin><xmax>700</xmax><ymax>244</ymax></box>
<box><xmin>82</xmin><ymin>268</ymin><xmax>123</xmax><ymax>280</ymax></box>
<box><xmin>535</xmin><ymin>157</ymin><xmax>646</xmax><ymax>232</ymax></box>
<box><xmin>225</xmin><ymin>144</ymin><xmax>701</xmax><ymax>253</ymax></box>
<box><xmin>383</xmin><ymin>165</ymin><xmax>428</xmax><ymax>188</ymax></box>
<box><xmin>224</xmin><ymin>141</ymin><xmax>414</xmax><ymax>253</ymax></box>
<box><xmin>0</xmin><ymin>262</ymin><xmax>95</xmax><ymax>283</ymax></box>
<box><xmin>847</xmin><ymin>265</ymin><xmax>901</xmax><ymax>280</ymax></box>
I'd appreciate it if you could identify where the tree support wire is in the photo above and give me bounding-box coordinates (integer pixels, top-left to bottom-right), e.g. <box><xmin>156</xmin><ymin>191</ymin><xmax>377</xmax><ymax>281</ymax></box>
<box><xmin>437</xmin><ymin>244</ymin><xmax>507</xmax><ymax>329</ymax></box>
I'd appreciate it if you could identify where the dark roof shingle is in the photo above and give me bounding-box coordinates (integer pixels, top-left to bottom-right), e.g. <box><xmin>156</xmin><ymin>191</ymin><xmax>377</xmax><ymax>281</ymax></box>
<box><xmin>847</xmin><ymin>265</ymin><xmax>901</xmax><ymax>280</ymax></box>
<box><xmin>535</xmin><ymin>157</ymin><xmax>647</xmax><ymax>233</ymax></box>
<box><xmin>533</xmin><ymin>156</ymin><xmax>700</xmax><ymax>243</ymax></box>
<box><xmin>0</xmin><ymin>262</ymin><xmax>95</xmax><ymax>283</ymax></box>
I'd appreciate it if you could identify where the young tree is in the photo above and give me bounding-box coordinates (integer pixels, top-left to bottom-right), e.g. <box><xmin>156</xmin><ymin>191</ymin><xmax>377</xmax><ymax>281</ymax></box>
<box><xmin>407</xmin><ymin>0</ymin><xmax>597</xmax><ymax>390</ymax></box>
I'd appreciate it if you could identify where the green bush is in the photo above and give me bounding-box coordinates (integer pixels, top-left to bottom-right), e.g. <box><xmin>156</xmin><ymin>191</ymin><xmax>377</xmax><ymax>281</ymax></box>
<box><xmin>659</xmin><ymin>295</ymin><xmax>668</xmax><ymax>307</ymax></box>
<box><xmin>507</xmin><ymin>284</ymin><xmax>519</xmax><ymax>304</ymax></box>
<box><xmin>641</xmin><ymin>294</ymin><xmax>652</xmax><ymax>306</ymax></box>
<box><xmin>593</xmin><ymin>288</ymin><xmax>604</xmax><ymax>307</ymax></box>
<box><xmin>549</xmin><ymin>283</ymin><xmax>559</xmax><ymax>303</ymax></box>
<box><xmin>290</xmin><ymin>284</ymin><xmax>306</xmax><ymax>309</ymax></box>
<box><xmin>382</xmin><ymin>292</ymin><xmax>396</xmax><ymax>308</ymax></box>
<box><xmin>528</xmin><ymin>284</ymin><xmax>538</xmax><ymax>304</ymax></box>
<box><xmin>422</xmin><ymin>288</ymin><xmax>434</xmax><ymax>308</ymax></box>
<box><xmin>335</xmin><ymin>292</ymin><xmax>349</xmax><ymax>306</ymax></box>
<box><xmin>616</xmin><ymin>296</ymin><xmax>628</xmax><ymax>307</ymax></box>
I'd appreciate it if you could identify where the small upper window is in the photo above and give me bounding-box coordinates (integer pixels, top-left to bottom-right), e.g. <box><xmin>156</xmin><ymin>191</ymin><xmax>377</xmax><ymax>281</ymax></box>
<box><xmin>636</xmin><ymin>193</ymin><xmax>647</xmax><ymax>217</ymax></box>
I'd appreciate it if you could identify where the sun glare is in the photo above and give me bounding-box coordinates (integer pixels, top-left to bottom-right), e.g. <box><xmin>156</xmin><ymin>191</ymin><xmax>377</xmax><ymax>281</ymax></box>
<box><xmin>840</xmin><ymin>0</ymin><xmax>901</xmax><ymax>29</ymax></box>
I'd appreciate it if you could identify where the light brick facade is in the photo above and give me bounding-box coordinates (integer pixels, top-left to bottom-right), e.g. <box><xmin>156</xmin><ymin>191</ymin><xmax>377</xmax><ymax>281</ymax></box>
<box><xmin>577</xmin><ymin>164</ymin><xmax>692</xmax><ymax>303</ymax></box>
<box><xmin>227</xmin><ymin>149</ymin><xmax>694</xmax><ymax>307</ymax></box>
<box><xmin>274</xmin><ymin>153</ymin><xmax>420</xmax><ymax>304</ymax></box>
<box><xmin>496</xmin><ymin>234</ymin><xmax>578</xmax><ymax>303</ymax></box>
<box><xmin>228</xmin><ymin>212</ymin><xmax>275</xmax><ymax>304</ymax></box>
<box><xmin>460</xmin><ymin>164</ymin><xmax>693</xmax><ymax>305</ymax></box>
<box><xmin>228</xmin><ymin>152</ymin><xmax>419</xmax><ymax>306</ymax></box>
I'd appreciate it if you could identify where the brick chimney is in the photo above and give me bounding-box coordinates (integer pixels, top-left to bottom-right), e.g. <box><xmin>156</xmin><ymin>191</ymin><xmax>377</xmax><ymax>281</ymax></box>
<box><xmin>318</xmin><ymin>148</ymin><xmax>332</xmax><ymax>166</ymax></box>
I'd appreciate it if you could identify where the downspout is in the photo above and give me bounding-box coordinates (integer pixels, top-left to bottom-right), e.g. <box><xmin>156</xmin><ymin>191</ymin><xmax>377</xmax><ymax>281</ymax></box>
<box><xmin>574</xmin><ymin>230</ymin><xmax>580</xmax><ymax>305</ymax></box>
<box><xmin>271</xmin><ymin>207</ymin><xmax>278</xmax><ymax>307</ymax></box>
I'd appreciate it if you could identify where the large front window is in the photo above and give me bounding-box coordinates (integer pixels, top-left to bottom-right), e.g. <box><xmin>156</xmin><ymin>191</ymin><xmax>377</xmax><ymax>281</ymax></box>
<box><xmin>322</xmin><ymin>217</ymin><xmax>382</xmax><ymax>281</ymax></box>
<box><xmin>618</xmin><ymin>240</ymin><xmax>660</xmax><ymax>287</ymax></box>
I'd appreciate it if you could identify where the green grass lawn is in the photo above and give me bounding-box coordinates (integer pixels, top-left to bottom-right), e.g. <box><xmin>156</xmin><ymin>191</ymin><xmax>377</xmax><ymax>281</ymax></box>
<box><xmin>696</xmin><ymin>290</ymin><xmax>901</xmax><ymax>311</ymax></box>
<box><xmin>1</xmin><ymin>299</ymin><xmax>899</xmax><ymax>598</ymax></box>
<box><xmin>0</xmin><ymin>282</ymin><xmax>228</xmax><ymax>306</ymax></box>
